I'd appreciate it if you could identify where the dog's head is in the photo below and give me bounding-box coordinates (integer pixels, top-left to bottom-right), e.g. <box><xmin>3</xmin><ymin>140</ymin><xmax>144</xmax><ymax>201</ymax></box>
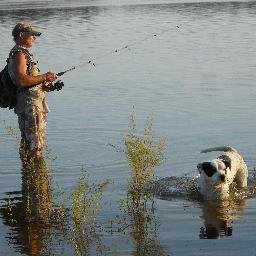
<box><xmin>197</xmin><ymin>155</ymin><xmax>231</xmax><ymax>187</ymax></box>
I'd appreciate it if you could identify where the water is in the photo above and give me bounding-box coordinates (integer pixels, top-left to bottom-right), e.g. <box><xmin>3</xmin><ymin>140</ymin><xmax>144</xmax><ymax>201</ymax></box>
<box><xmin>0</xmin><ymin>0</ymin><xmax>256</xmax><ymax>255</ymax></box>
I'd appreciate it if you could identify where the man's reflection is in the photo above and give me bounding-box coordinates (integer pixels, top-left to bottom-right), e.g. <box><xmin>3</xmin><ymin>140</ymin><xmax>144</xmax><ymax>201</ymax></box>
<box><xmin>0</xmin><ymin>154</ymin><xmax>53</xmax><ymax>255</ymax></box>
<box><xmin>21</xmin><ymin>154</ymin><xmax>53</xmax><ymax>220</ymax></box>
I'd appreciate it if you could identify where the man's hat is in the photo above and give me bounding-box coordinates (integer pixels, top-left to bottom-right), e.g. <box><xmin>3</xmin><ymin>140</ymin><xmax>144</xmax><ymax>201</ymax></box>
<box><xmin>12</xmin><ymin>22</ymin><xmax>42</xmax><ymax>38</ymax></box>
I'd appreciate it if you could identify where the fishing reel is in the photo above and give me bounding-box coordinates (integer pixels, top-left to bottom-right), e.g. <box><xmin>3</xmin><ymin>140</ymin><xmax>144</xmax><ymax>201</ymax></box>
<box><xmin>50</xmin><ymin>80</ymin><xmax>64</xmax><ymax>91</ymax></box>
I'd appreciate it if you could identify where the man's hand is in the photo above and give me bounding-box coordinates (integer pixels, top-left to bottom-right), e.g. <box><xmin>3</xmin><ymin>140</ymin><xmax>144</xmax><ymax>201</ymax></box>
<box><xmin>43</xmin><ymin>72</ymin><xmax>58</xmax><ymax>83</ymax></box>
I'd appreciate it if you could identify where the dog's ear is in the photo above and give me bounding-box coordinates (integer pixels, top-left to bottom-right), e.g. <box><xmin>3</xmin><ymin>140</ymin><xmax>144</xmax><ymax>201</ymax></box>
<box><xmin>219</xmin><ymin>155</ymin><xmax>231</xmax><ymax>170</ymax></box>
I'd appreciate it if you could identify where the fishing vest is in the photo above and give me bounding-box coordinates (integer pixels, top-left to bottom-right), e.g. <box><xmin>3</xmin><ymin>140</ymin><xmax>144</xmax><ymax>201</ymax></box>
<box><xmin>8</xmin><ymin>45</ymin><xmax>49</xmax><ymax>114</ymax></box>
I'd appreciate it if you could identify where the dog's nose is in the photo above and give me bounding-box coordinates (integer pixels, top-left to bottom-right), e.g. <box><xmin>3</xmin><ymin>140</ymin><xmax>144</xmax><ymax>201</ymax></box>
<box><xmin>220</xmin><ymin>174</ymin><xmax>226</xmax><ymax>182</ymax></box>
<box><xmin>197</xmin><ymin>163</ymin><xmax>202</xmax><ymax>169</ymax></box>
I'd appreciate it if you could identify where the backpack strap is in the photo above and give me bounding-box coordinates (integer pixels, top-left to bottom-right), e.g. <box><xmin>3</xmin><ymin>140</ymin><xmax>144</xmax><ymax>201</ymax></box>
<box><xmin>7</xmin><ymin>46</ymin><xmax>34</xmax><ymax>74</ymax></box>
<box><xmin>6</xmin><ymin>46</ymin><xmax>36</xmax><ymax>91</ymax></box>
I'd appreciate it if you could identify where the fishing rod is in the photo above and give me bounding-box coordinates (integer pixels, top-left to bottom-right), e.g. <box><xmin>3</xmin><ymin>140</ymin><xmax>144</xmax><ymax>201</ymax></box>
<box><xmin>56</xmin><ymin>23</ymin><xmax>183</xmax><ymax>78</ymax></box>
<box><xmin>57</xmin><ymin>66</ymin><xmax>76</xmax><ymax>76</ymax></box>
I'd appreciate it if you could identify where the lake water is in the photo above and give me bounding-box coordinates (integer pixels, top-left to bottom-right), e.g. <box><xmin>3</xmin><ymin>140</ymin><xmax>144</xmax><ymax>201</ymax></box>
<box><xmin>0</xmin><ymin>0</ymin><xmax>256</xmax><ymax>255</ymax></box>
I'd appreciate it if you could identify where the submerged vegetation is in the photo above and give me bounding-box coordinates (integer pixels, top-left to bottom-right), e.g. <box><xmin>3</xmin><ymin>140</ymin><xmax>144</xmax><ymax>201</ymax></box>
<box><xmin>0</xmin><ymin>113</ymin><xmax>168</xmax><ymax>255</ymax></box>
<box><xmin>70</xmin><ymin>170</ymin><xmax>109</xmax><ymax>255</ymax></box>
<box><xmin>71</xmin><ymin>171</ymin><xmax>109</xmax><ymax>229</ymax></box>
<box><xmin>109</xmin><ymin>111</ymin><xmax>169</xmax><ymax>256</ymax></box>
<box><xmin>124</xmin><ymin>111</ymin><xmax>166</xmax><ymax>207</ymax></box>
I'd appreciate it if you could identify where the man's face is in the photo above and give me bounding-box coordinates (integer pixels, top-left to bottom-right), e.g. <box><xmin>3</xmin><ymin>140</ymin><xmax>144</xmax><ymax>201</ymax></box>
<box><xmin>20</xmin><ymin>32</ymin><xmax>37</xmax><ymax>48</ymax></box>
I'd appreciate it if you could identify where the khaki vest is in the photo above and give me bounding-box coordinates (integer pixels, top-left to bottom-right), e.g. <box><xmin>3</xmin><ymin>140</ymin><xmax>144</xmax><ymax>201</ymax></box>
<box><xmin>8</xmin><ymin>45</ymin><xmax>49</xmax><ymax>114</ymax></box>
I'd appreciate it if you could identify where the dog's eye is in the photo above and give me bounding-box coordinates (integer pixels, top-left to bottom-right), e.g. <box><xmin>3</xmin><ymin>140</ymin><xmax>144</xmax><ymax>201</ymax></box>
<box><xmin>202</xmin><ymin>162</ymin><xmax>217</xmax><ymax>177</ymax></box>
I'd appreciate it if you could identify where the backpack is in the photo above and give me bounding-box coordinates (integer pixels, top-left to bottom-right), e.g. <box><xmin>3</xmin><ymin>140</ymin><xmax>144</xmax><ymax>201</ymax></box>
<box><xmin>0</xmin><ymin>47</ymin><xmax>31</xmax><ymax>110</ymax></box>
<box><xmin>0</xmin><ymin>64</ymin><xmax>17</xmax><ymax>109</ymax></box>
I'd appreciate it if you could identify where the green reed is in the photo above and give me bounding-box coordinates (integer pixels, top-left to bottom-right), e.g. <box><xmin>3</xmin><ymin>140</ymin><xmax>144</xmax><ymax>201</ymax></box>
<box><xmin>115</xmin><ymin>111</ymin><xmax>168</xmax><ymax>255</ymax></box>
<box><xmin>71</xmin><ymin>170</ymin><xmax>109</xmax><ymax>228</ymax></box>
<box><xmin>2</xmin><ymin>120</ymin><xmax>19</xmax><ymax>140</ymax></box>
<box><xmin>1</xmin><ymin>114</ymin><xmax>168</xmax><ymax>255</ymax></box>
<box><xmin>70</xmin><ymin>170</ymin><xmax>109</xmax><ymax>255</ymax></box>
<box><xmin>124</xmin><ymin>111</ymin><xmax>166</xmax><ymax>207</ymax></box>
<box><xmin>1</xmin><ymin>120</ymin><xmax>109</xmax><ymax>254</ymax></box>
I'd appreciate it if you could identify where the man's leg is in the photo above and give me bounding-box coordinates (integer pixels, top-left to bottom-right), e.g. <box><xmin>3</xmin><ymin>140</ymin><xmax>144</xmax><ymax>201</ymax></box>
<box><xmin>18</xmin><ymin>106</ymin><xmax>47</xmax><ymax>158</ymax></box>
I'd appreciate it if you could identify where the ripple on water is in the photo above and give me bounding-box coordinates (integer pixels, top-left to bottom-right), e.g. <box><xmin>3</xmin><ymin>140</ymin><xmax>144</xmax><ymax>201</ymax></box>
<box><xmin>155</xmin><ymin>170</ymin><xmax>256</xmax><ymax>202</ymax></box>
<box><xmin>155</xmin><ymin>172</ymin><xmax>256</xmax><ymax>240</ymax></box>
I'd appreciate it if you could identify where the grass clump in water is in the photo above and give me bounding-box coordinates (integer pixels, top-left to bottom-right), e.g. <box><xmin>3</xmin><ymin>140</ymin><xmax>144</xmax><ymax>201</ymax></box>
<box><xmin>70</xmin><ymin>170</ymin><xmax>109</xmax><ymax>255</ymax></box>
<box><xmin>112</xmin><ymin>111</ymin><xmax>168</xmax><ymax>255</ymax></box>
<box><xmin>71</xmin><ymin>170</ymin><xmax>109</xmax><ymax>228</ymax></box>
<box><xmin>1</xmin><ymin>120</ymin><xmax>110</xmax><ymax>254</ymax></box>
<box><xmin>124</xmin><ymin>111</ymin><xmax>166</xmax><ymax>207</ymax></box>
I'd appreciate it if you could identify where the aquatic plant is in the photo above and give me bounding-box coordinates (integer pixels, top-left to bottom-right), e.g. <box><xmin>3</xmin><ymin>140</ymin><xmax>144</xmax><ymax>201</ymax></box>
<box><xmin>1</xmin><ymin>195</ymin><xmax>18</xmax><ymax>225</ymax></box>
<box><xmin>131</xmin><ymin>206</ymin><xmax>167</xmax><ymax>256</ymax></box>
<box><xmin>2</xmin><ymin>120</ymin><xmax>19</xmax><ymax>140</ymax></box>
<box><xmin>70</xmin><ymin>170</ymin><xmax>109</xmax><ymax>255</ymax></box>
<box><xmin>117</xmin><ymin>111</ymin><xmax>169</xmax><ymax>255</ymax></box>
<box><xmin>1</xmin><ymin>120</ymin><xmax>110</xmax><ymax>254</ymax></box>
<box><xmin>1</xmin><ymin>116</ymin><xmax>168</xmax><ymax>255</ymax></box>
<box><xmin>71</xmin><ymin>170</ymin><xmax>109</xmax><ymax>228</ymax></box>
<box><xmin>124</xmin><ymin>111</ymin><xmax>166</xmax><ymax>207</ymax></box>
<box><xmin>2</xmin><ymin>120</ymin><xmax>52</xmax><ymax>223</ymax></box>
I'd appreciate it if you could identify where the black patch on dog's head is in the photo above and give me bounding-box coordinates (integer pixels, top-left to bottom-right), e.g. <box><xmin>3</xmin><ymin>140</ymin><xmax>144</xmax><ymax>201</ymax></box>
<box><xmin>218</xmin><ymin>155</ymin><xmax>231</xmax><ymax>170</ymax></box>
<box><xmin>202</xmin><ymin>162</ymin><xmax>217</xmax><ymax>177</ymax></box>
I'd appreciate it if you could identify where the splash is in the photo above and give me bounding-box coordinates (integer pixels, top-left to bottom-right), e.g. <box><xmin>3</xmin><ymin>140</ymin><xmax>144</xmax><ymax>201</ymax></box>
<box><xmin>155</xmin><ymin>170</ymin><xmax>256</xmax><ymax>202</ymax></box>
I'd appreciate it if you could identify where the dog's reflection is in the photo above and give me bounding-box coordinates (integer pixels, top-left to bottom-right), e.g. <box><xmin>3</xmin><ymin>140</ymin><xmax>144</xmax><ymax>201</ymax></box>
<box><xmin>199</xmin><ymin>198</ymin><xmax>247</xmax><ymax>239</ymax></box>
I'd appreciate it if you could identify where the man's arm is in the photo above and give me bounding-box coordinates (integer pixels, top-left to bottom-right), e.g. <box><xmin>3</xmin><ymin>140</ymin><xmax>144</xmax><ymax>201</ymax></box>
<box><xmin>11</xmin><ymin>52</ymin><xmax>57</xmax><ymax>87</ymax></box>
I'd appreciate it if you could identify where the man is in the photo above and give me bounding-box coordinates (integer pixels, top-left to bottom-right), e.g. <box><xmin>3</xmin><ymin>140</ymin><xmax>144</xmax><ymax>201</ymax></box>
<box><xmin>8</xmin><ymin>22</ymin><xmax>58</xmax><ymax>157</ymax></box>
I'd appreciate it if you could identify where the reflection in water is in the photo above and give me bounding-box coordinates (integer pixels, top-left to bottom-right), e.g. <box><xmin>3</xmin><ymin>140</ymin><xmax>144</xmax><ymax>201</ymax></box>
<box><xmin>72</xmin><ymin>224</ymin><xmax>107</xmax><ymax>256</ymax></box>
<box><xmin>116</xmin><ymin>202</ymin><xmax>168</xmax><ymax>256</ymax></box>
<box><xmin>199</xmin><ymin>198</ymin><xmax>247</xmax><ymax>239</ymax></box>
<box><xmin>0</xmin><ymin>151</ymin><xmax>110</xmax><ymax>255</ymax></box>
<box><xmin>119</xmin><ymin>113</ymin><xmax>168</xmax><ymax>255</ymax></box>
<box><xmin>70</xmin><ymin>171</ymin><xmax>109</xmax><ymax>255</ymax></box>
<box><xmin>0</xmin><ymin>154</ymin><xmax>62</xmax><ymax>255</ymax></box>
<box><xmin>21</xmin><ymin>154</ymin><xmax>53</xmax><ymax>221</ymax></box>
<box><xmin>130</xmin><ymin>205</ymin><xmax>167</xmax><ymax>256</ymax></box>
<box><xmin>155</xmin><ymin>175</ymin><xmax>250</xmax><ymax>240</ymax></box>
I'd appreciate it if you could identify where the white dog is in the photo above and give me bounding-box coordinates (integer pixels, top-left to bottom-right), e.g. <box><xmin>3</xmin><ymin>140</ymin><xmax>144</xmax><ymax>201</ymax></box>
<box><xmin>197</xmin><ymin>146</ymin><xmax>248</xmax><ymax>200</ymax></box>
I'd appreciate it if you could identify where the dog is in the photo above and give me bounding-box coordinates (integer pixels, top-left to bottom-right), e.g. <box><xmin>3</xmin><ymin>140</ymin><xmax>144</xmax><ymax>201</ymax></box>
<box><xmin>197</xmin><ymin>146</ymin><xmax>248</xmax><ymax>200</ymax></box>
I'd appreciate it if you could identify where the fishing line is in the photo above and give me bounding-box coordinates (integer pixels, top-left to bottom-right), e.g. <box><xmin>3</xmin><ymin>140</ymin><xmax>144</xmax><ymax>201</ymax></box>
<box><xmin>57</xmin><ymin>23</ymin><xmax>186</xmax><ymax>77</ymax></box>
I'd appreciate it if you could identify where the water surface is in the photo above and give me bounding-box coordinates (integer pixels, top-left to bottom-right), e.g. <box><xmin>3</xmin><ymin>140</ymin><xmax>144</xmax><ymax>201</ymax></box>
<box><xmin>0</xmin><ymin>0</ymin><xmax>256</xmax><ymax>255</ymax></box>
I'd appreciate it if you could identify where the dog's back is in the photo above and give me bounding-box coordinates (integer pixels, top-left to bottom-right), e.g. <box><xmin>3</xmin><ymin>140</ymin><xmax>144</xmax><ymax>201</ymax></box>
<box><xmin>201</xmin><ymin>146</ymin><xmax>237</xmax><ymax>154</ymax></box>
